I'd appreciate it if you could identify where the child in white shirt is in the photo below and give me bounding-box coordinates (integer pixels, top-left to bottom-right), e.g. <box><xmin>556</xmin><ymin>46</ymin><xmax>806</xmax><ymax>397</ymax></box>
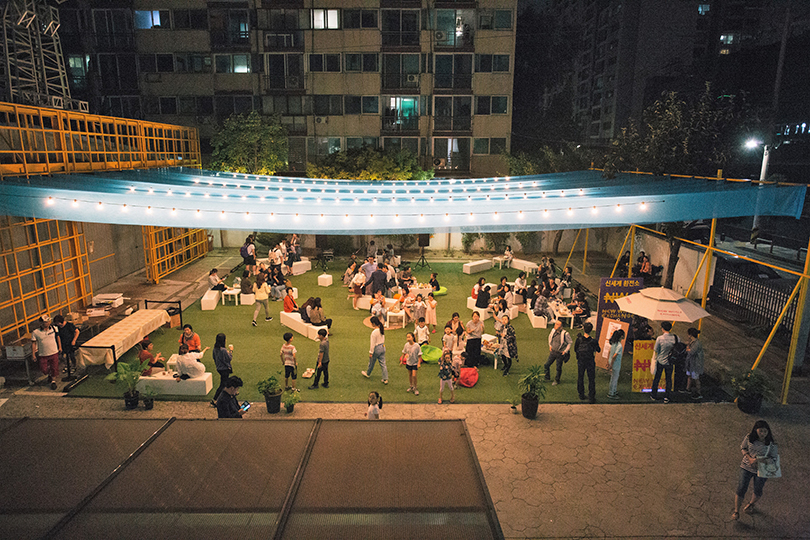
<box><xmin>366</xmin><ymin>391</ymin><xmax>382</xmax><ymax>419</ymax></box>
<box><xmin>415</xmin><ymin>317</ymin><xmax>430</xmax><ymax>347</ymax></box>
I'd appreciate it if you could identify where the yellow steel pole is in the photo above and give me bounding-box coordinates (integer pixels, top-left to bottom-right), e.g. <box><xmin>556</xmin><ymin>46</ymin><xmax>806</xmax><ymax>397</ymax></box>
<box><xmin>564</xmin><ymin>230</ymin><xmax>582</xmax><ymax>271</ymax></box>
<box><xmin>583</xmin><ymin>228</ymin><xmax>589</xmax><ymax>274</ymax></box>
<box><xmin>628</xmin><ymin>225</ymin><xmax>635</xmax><ymax>278</ymax></box>
<box><xmin>610</xmin><ymin>227</ymin><xmax>633</xmax><ymax>278</ymax></box>
<box><xmin>750</xmin><ymin>279</ymin><xmax>802</xmax><ymax>372</ymax></box>
<box><xmin>698</xmin><ymin>218</ymin><xmax>717</xmax><ymax>331</ymax></box>
<box><xmin>781</xmin><ymin>236</ymin><xmax>810</xmax><ymax>403</ymax></box>
<box><xmin>685</xmin><ymin>250</ymin><xmax>709</xmax><ymax>298</ymax></box>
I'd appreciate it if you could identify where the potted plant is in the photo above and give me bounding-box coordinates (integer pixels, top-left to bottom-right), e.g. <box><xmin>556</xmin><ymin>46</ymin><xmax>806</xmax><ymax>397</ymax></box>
<box><xmin>282</xmin><ymin>389</ymin><xmax>300</xmax><ymax>413</ymax></box>
<box><xmin>518</xmin><ymin>364</ymin><xmax>547</xmax><ymax>419</ymax></box>
<box><xmin>141</xmin><ymin>386</ymin><xmax>157</xmax><ymax>410</ymax></box>
<box><xmin>105</xmin><ymin>357</ymin><xmax>150</xmax><ymax>410</ymax></box>
<box><xmin>730</xmin><ymin>368</ymin><xmax>775</xmax><ymax>414</ymax></box>
<box><xmin>508</xmin><ymin>397</ymin><xmax>520</xmax><ymax>414</ymax></box>
<box><xmin>258</xmin><ymin>372</ymin><xmax>283</xmax><ymax>414</ymax></box>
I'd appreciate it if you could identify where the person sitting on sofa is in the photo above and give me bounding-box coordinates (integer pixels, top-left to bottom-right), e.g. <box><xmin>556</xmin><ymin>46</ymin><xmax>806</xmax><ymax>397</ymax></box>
<box><xmin>139</xmin><ymin>339</ymin><xmax>164</xmax><ymax>376</ymax></box>
<box><xmin>174</xmin><ymin>343</ymin><xmax>210</xmax><ymax>380</ymax></box>
<box><xmin>283</xmin><ymin>287</ymin><xmax>299</xmax><ymax>313</ymax></box>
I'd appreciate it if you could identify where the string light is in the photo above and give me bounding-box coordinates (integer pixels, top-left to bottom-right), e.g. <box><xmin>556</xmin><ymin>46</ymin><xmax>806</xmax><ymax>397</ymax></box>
<box><xmin>591</xmin><ymin>206</ymin><xmax>598</xmax><ymax>214</ymax></box>
<box><xmin>245</xmin><ymin>212</ymin><xmax>250</xmax><ymax>220</ymax></box>
<box><xmin>46</xmin><ymin>197</ymin><xmax>54</xmax><ymax>205</ymax></box>
<box><xmin>468</xmin><ymin>213</ymin><xmax>474</xmax><ymax>221</ymax></box>
<box><xmin>567</xmin><ymin>207</ymin><xmax>573</xmax><ymax>216</ymax></box>
<box><xmin>444</xmin><ymin>213</ymin><xmax>450</xmax><ymax>222</ymax></box>
<box><xmin>97</xmin><ymin>202</ymin><xmax>103</xmax><ymax>210</ymax></box>
<box><xmin>640</xmin><ymin>202</ymin><xmax>647</xmax><ymax>210</ymax></box>
<box><xmin>167</xmin><ymin>190</ymin><xmax>172</xmax><ymax>196</ymax></box>
<box><xmin>146</xmin><ymin>206</ymin><xmax>152</xmax><ymax>213</ymax></box>
<box><xmin>121</xmin><ymin>204</ymin><xmax>128</xmax><ymax>212</ymax></box>
<box><xmin>519</xmin><ymin>211</ymin><xmax>525</xmax><ymax>219</ymax></box>
<box><xmin>543</xmin><ymin>209</ymin><xmax>549</xmax><ymax>217</ymax></box>
<box><xmin>220</xmin><ymin>211</ymin><xmax>225</xmax><ymax>219</ymax></box>
<box><xmin>196</xmin><ymin>209</ymin><xmax>200</xmax><ymax>217</ymax></box>
<box><xmin>615</xmin><ymin>204</ymin><xmax>622</xmax><ymax>212</ymax></box>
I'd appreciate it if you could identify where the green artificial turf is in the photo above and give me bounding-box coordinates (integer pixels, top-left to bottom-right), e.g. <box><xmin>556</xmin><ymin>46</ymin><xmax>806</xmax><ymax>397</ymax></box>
<box><xmin>68</xmin><ymin>260</ymin><xmax>649</xmax><ymax>405</ymax></box>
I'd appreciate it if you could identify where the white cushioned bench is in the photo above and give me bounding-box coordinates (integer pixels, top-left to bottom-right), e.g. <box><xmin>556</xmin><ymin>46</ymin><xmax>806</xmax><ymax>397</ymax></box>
<box><xmin>511</xmin><ymin>259</ymin><xmax>538</xmax><ymax>273</ymax></box>
<box><xmin>137</xmin><ymin>371</ymin><xmax>213</xmax><ymax>396</ymax></box>
<box><xmin>240</xmin><ymin>293</ymin><xmax>255</xmax><ymax>305</ymax></box>
<box><xmin>463</xmin><ymin>259</ymin><xmax>493</xmax><ymax>274</ymax></box>
<box><xmin>201</xmin><ymin>289</ymin><xmax>220</xmax><ymax>311</ymax></box>
<box><xmin>356</xmin><ymin>295</ymin><xmax>398</xmax><ymax>311</ymax></box>
<box><xmin>526</xmin><ymin>310</ymin><xmax>548</xmax><ymax>329</ymax></box>
<box><xmin>292</xmin><ymin>257</ymin><xmax>311</xmax><ymax>276</ymax></box>
<box><xmin>279</xmin><ymin>311</ymin><xmax>320</xmax><ymax>340</ymax></box>
<box><xmin>466</xmin><ymin>297</ymin><xmax>492</xmax><ymax>320</ymax></box>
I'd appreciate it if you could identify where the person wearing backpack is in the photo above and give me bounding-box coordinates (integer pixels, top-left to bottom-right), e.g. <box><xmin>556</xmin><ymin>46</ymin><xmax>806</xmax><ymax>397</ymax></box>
<box><xmin>651</xmin><ymin>321</ymin><xmax>676</xmax><ymax>403</ymax></box>
<box><xmin>240</xmin><ymin>235</ymin><xmax>256</xmax><ymax>275</ymax></box>
<box><xmin>574</xmin><ymin>322</ymin><xmax>601</xmax><ymax>403</ymax></box>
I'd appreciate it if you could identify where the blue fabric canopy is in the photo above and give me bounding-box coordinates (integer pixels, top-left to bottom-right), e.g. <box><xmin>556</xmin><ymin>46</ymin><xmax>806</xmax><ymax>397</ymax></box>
<box><xmin>0</xmin><ymin>168</ymin><xmax>804</xmax><ymax>233</ymax></box>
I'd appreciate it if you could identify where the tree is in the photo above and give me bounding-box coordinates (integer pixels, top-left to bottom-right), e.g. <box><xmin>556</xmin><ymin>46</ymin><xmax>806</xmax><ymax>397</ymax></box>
<box><xmin>210</xmin><ymin>111</ymin><xmax>288</xmax><ymax>174</ymax></box>
<box><xmin>307</xmin><ymin>146</ymin><xmax>433</xmax><ymax>180</ymax></box>
<box><xmin>602</xmin><ymin>84</ymin><xmax>761</xmax><ymax>288</ymax></box>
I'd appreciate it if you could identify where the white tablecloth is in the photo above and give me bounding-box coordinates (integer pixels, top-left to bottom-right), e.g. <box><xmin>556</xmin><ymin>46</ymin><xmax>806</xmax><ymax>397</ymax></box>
<box><xmin>78</xmin><ymin>309</ymin><xmax>170</xmax><ymax>368</ymax></box>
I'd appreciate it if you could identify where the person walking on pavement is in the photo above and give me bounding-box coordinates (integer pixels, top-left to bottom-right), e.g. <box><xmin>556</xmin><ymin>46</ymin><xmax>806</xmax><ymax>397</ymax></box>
<box><xmin>732</xmin><ymin>420</ymin><xmax>779</xmax><ymax>520</ymax></box>
<box><xmin>574</xmin><ymin>322</ymin><xmax>601</xmax><ymax>403</ymax></box>
<box><xmin>544</xmin><ymin>320</ymin><xmax>572</xmax><ymax>385</ymax></box>
<box><xmin>651</xmin><ymin>321</ymin><xmax>676</xmax><ymax>403</ymax></box>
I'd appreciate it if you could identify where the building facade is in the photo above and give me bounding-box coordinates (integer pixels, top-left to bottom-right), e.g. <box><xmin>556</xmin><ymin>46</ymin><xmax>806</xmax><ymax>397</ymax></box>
<box><xmin>58</xmin><ymin>0</ymin><xmax>516</xmax><ymax>177</ymax></box>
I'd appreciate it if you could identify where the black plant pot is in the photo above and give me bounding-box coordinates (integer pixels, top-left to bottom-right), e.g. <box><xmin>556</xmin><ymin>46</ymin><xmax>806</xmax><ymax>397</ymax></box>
<box><xmin>124</xmin><ymin>391</ymin><xmax>140</xmax><ymax>410</ymax></box>
<box><xmin>143</xmin><ymin>398</ymin><xmax>154</xmax><ymax>410</ymax></box>
<box><xmin>737</xmin><ymin>393</ymin><xmax>763</xmax><ymax>414</ymax></box>
<box><xmin>265</xmin><ymin>393</ymin><xmax>282</xmax><ymax>414</ymax></box>
<box><xmin>521</xmin><ymin>393</ymin><xmax>539</xmax><ymax>419</ymax></box>
<box><xmin>285</xmin><ymin>403</ymin><xmax>295</xmax><ymax>413</ymax></box>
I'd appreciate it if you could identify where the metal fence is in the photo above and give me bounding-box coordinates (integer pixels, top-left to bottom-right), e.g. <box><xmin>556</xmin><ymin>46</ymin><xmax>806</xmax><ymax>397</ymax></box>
<box><xmin>710</xmin><ymin>268</ymin><xmax>797</xmax><ymax>332</ymax></box>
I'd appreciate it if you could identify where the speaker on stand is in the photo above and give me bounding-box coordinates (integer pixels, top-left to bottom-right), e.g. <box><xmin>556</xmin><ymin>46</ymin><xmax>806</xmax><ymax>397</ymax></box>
<box><xmin>415</xmin><ymin>234</ymin><xmax>431</xmax><ymax>269</ymax></box>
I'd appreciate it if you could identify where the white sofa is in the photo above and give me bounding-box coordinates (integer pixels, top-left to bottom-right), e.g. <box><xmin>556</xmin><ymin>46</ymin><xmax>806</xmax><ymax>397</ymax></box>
<box><xmin>137</xmin><ymin>371</ymin><xmax>213</xmax><ymax>396</ymax></box>
<box><xmin>466</xmin><ymin>297</ymin><xmax>492</xmax><ymax>320</ymax></box>
<box><xmin>292</xmin><ymin>257</ymin><xmax>311</xmax><ymax>276</ymax></box>
<box><xmin>356</xmin><ymin>295</ymin><xmax>398</xmax><ymax>311</ymax></box>
<box><xmin>511</xmin><ymin>259</ymin><xmax>539</xmax><ymax>273</ymax></box>
<box><xmin>463</xmin><ymin>259</ymin><xmax>493</xmax><ymax>274</ymax></box>
<box><xmin>201</xmin><ymin>289</ymin><xmax>220</xmax><ymax>311</ymax></box>
<box><xmin>526</xmin><ymin>310</ymin><xmax>548</xmax><ymax>329</ymax></box>
<box><xmin>279</xmin><ymin>311</ymin><xmax>320</xmax><ymax>340</ymax></box>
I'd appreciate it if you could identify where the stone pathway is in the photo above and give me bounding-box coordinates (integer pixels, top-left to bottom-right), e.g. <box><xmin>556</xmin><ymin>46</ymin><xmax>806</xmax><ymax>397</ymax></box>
<box><xmin>1</xmin><ymin>392</ymin><xmax>808</xmax><ymax>539</ymax></box>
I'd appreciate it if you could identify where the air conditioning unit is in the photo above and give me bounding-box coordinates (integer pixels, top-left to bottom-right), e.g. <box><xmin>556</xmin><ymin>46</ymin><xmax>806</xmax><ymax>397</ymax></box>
<box><xmin>315</xmin><ymin>116</ymin><xmax>328</xmax><ymax>124</ymax></box>
<box><xmin>433</xmin><ymin>157</ymin><xmax>447</xmax><ymax>168</ymax></box>
<box><xmin>434</xmin><ymin>30</ymin><xmax>447</xmax><ymax>42</ymax></box>
<box><xmin>406</xmin><ymin>74</ymin><xmax>419</xmax><ymax>84</ymax></box>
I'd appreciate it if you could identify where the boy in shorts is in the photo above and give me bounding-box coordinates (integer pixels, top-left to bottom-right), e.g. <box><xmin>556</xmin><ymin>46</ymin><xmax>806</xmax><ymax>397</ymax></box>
<box><xmin>280</xmin><ymin>332</ymin><xmax>299</xmax><ymax>392</ymax></box>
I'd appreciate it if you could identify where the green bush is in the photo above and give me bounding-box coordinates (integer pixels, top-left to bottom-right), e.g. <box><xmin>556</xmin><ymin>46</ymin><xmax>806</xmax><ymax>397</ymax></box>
<box><xmin>461</xmin><ymin>233</ymin><xmax>480</xmax><ymax>254</ymax></box>
<box><xmin>255</xmin><ymin>232</ymin><xmax>287</xmax><ymax>250</ymax></box>
<box><xmin>482</xmin><ymin>233</ymin><xmax>510</xmax><ymax>253</ymax></box>
<box><xmin>327</xmin><ymin>235</ymin><xmax>356</xmax><ymax>256</ymax></box>
<box><xmin>515</xmin><ymin>231</ymin><xmax>542</xmax><ymax>254</ymax></box>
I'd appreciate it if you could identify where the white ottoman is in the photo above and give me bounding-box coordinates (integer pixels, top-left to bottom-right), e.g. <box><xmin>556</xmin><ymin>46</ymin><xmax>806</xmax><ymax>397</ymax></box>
<box><xmin>240</xmin><ymin>293</ymin><xmax>256</xmax><ymax>305</ymax></box>
<box><xmin>318</xmin><ymin>274</ymin><xmax>333</xmax><ymax>287</ymax></box>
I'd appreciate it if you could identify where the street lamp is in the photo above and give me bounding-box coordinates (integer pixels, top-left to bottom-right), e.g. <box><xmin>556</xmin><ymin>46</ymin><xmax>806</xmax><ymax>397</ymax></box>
<box><xmin>745</xmin><ymin>138</ymin><xmax>772</xmax><ymax>243</ymax></box>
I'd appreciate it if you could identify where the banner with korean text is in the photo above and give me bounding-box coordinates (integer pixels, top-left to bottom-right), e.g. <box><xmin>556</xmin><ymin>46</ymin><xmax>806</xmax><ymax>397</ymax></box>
<box><xmin>596</xmin><ymin>277</ymin><xmax>643</xmax><ymax>337</ymax></box>
<box><xmin>632</xmin><ymin>339</ymin><xmax>666</xmax><ymax>392</ymax></box>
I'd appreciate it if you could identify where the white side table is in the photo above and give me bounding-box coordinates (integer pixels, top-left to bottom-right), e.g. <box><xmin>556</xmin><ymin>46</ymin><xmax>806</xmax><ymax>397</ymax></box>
<box><xmin>386</xmin><ymin>310</ymin><xmax>406</xmax><ymax>329</ymax></box>
<box><xmin>222</xmin><ymin>289</ymin><xmax>240</xmax><ymax>306</ymax></box>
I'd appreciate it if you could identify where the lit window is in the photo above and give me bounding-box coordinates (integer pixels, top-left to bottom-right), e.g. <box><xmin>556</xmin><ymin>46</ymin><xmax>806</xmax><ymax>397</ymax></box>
<box><xmin>134</xmin><ymin>10</ymin><xmax>169</xmax><ymax>29</ymax></box>
<box><xmin>698</xmin><ymin>4</ymin><xmax>710</xmax><ymax>15</ymax></box>
<box><xmin>313</xmin><ymin>9</ymin><xmax>339</xmax><ymax>29</ymax></box>
<box><xmin>720</xmin><ymin>34</ymin><xmax>734</xmax><ymax>44</ymax></box>
<box><xmin>720</xmin><ymin>48</ymin><xmax>730</xmax><ymax>55</ymax></box>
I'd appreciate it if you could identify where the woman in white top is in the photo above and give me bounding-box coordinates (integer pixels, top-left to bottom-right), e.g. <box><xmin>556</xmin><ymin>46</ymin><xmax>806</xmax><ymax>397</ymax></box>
<box><xmin>503</xmin><ymin>245</ymin><xmax>514</xmax><ymax>267</ymax></box>
<box><xmin>174</xmin><ymin>343</ymin><xmax>210</xmax><ymax>379</ymax></box>
<box><xmin>361</xmin><ymin>316</ymin><xmax>388</xmax><ymax>384</ymax></box>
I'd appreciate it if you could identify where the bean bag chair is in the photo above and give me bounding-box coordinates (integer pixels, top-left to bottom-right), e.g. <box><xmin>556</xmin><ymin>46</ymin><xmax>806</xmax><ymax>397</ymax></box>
<box><xmin>458</xmin><ymin>367</ymin><xmax>479</xmax><ymax>388</ymax></box>
<box><xmin>420</xmin><ymin>345</ymin><xmax>442</xmax><ymax>364</ymax></box>
<box><xmin>434</xmin><ymin>286</ymin><xmax>448</xmax><ymax>296</ymax></box>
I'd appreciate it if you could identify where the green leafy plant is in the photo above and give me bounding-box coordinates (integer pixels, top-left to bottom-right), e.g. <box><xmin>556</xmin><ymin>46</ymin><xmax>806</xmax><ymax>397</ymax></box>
<box><xmin>518</xmin><ymin>364</ymin><xmax>548</xmax><ymax>401</ymax></box>
<box><xmin>729</xmin><ymin>368</ymin><xmax>776</xmax><ymax>401</ymax></box>
<box><xmin>388</xmin><ymin>234</ymin><xmax>416</xmax><ymax>252</ymax></box>
<box><xmin>327</xmin><ymin>235</ymin><xmax>356</xmax><ymax>256</ymax></box>
<box><xmin>257</xmin><ymin>373</ymin><xmax>283</xmax><ymax>397</ymax></box>
<box><xmin>140</xmin><ymin>386</ymin><xmax>157</xmax><ymax>400</ymax></box>
<box><xmin>105</xmin><ymin>358</ymin><xmax>150</xmax><ymax>396</ymax></box>
<box><xmin>210</xmin><ymin>110</ymin><xmax>288</xmax><ymax>175</ymax></box>
<box><xmin>515</xmin><ymin>231</ymin><xmax>542</xmax><ymax>254</ymax></box>
<box><xmin>255</xmin><ymin>233</ymin><xmax>288</xmax><ymax>251</ymax></box>
<box><xmin>461</xmin><ymin>233</ymin><xmax>480</xmax><ymax>254</ymax></box>
<box><xmin>282</xmin><ymin>389</ymin><xmax>301</xmax><ymax>407</ymax></box>
<box><xmin>482</xmin><ymin>232</ymin><xmax>510</xmax><ymax>253</ymax></box>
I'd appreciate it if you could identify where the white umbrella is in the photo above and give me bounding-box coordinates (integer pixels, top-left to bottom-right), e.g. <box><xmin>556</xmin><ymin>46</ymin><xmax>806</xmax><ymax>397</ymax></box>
<box><xmin>614</xmin><ymin>287</ymin><xmax>710</xmax><ymax>323</ymax></box>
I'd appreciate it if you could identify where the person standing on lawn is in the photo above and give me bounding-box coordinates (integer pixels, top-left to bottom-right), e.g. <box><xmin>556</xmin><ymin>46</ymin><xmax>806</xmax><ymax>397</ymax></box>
<box><xmin>280</xmin><ymin>332</ymin><xmax>299</xmax><ymax>392</ymax></box>
<box><xmin>438</xmin><ymin>349</ymin><xmax>455</xmax><ymax>404</ymax></box>
<box><xmin>309</xmin><ymin>329</ymin><xmax>330</xmax><ymax>389</ymax></box>
<box><xmin>402</xmin><ymin>332</ymin><xmax>422</xmax><ymax>395</ymax></box>
<box><xmin>361</xmin><ymin>316</ymin><xmax>388</xmax><ymax>384</ymax></box>
<box><xmin>544</xmin><ymin>320</ymin><xmax>572</xmax><ymax>385</ymax></box>
<box><xmin>465</xmin><ymin>311</ymin><xmax>484</xmax><ymax>367</ymax></box>
<box><xmin>574</xmin><ymin>322</ymin><xmax>601</xmax><ymax>403</ymax></box>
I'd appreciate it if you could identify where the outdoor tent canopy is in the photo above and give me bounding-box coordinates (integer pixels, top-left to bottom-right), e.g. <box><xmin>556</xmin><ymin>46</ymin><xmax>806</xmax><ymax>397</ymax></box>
<box><xmin>0</xmin><ymin>168</ymin><xmax>804</xmax><ymax>233</ymax></box>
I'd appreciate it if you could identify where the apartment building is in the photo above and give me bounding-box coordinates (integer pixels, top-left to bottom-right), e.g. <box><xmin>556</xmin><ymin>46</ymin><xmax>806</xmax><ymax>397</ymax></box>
<box><xmin>57</xmin><ymin>0</ymin><xmax>516</xmax><ymax>177</ymax></box>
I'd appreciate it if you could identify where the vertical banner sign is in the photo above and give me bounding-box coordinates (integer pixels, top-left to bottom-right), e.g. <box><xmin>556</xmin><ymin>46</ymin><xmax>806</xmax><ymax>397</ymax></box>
<box><xmin>596</xmin><ymin>317</ymin><xmax>630</xmax><ymax>370</ymax></box>
<box><xmin>631</xmin><ymin>340</ymin><xmax>666</xmax><ymax>392</ymax></box>
<box><xmin>596</xmin><ymin>277</ymin><xmax>644</xmax><ymax>336</ymax></box>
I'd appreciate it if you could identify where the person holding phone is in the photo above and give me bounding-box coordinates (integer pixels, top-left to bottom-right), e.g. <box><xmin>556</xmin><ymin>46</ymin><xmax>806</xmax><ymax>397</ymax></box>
<box><xmin>216</xmin><ymin>376</ymin><xmax>247</xmax><ymax>418</ymax></box>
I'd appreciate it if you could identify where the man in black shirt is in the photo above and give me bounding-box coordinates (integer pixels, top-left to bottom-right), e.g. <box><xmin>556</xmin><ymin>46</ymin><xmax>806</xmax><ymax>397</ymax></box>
<box><xmin>574</xmin><ymin>322</ymin><xmax>601</xmax><ymax>404</ymax></box>
<box><xmin>217</xmin><ymin>376</ymin><xmax>247</xmax><ymax>419</ymax></box>
<box><xmin>53</xmin><ymin>315</ymin><xmax>79</xmax><ymax>373</ymax></box>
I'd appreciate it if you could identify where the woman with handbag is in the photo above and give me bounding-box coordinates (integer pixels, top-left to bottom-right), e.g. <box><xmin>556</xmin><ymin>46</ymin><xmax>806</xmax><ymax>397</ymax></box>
<box><xmin>732</xmin><ymin>420</ymin><xmax>780</xmax><ymax>520</ymax></box>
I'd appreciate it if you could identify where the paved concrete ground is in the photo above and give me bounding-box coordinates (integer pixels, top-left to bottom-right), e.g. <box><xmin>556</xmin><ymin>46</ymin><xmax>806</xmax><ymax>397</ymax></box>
<box><xmin>0</xmin><ymin>393</ymin><xmax>808</xmax><ymax>539</ymax></box>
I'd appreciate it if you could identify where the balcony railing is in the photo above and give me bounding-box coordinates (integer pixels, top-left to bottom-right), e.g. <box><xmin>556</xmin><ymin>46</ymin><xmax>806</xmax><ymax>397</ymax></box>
<box><xmin>382</xmin><ymin>115</ymin><xmax>419</xmax><ymax>132</ymax></box>
<box><xmin>382</xmin><ymin>31</ymin><xmax>420</xmax><ymax>47</ymax></box>
<box><xmin>433</xmin><ymin>116</ymin><xmax>471</xmax><ymax>131</ymax></box>
<box><xmin>434</xmin><ymin>74</ymin><xmax>472</xmax><ymax>90</ymax></box>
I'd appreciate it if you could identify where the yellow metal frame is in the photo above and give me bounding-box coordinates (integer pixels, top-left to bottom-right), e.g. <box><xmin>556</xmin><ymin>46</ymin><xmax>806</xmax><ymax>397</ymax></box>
<box><xmin>0</xmin><ymin>101</ymin><xmax>201</xmax><ymax>179</ymax></box>
<box><xmin>142</xmin><ymin>226</ymin><xmax>209</xmax><ymax>284</ymax></box>
<box><xmin>0</xmin><ymin>216</ymin><xmax>92</xmax><ymax>346</ymax></box>
<box><xmin>615</xmin><ymin>222</ymin><xmax>810</xmax><ymax>404</ymax></box>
